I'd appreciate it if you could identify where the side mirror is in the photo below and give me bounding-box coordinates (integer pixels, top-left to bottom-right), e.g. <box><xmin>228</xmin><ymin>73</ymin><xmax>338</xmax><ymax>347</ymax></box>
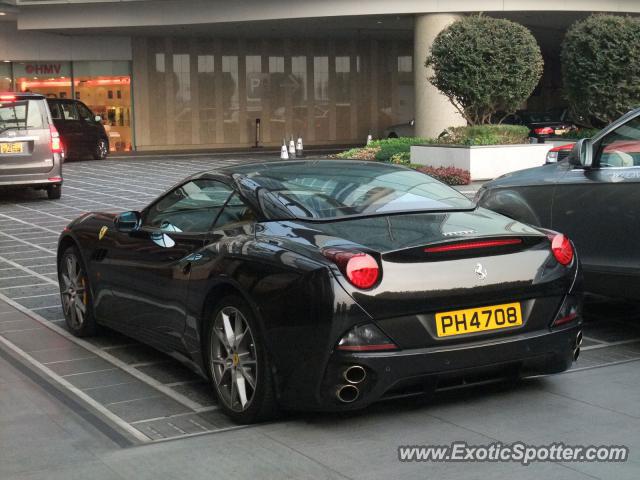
<box><xmin>114</xmin><ymin>211</ymin><xmax>141</xmax><ymax>233</ymax></box>
<box><xmin>568</xmin><ymin>138</ymin><xmax>593</xmax><ymax>168</ymax></box>
<box><xmin>94</xmin><ymin>115</ymin><xmax>102</xmax><ymax>123</ymax></box>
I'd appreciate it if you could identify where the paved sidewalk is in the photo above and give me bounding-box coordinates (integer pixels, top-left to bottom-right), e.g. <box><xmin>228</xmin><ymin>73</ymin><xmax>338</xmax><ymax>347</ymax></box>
<box><xmin>2</xmin><ymin>329</ymin><xmax>639</xmax><ymax>480</ymax></box>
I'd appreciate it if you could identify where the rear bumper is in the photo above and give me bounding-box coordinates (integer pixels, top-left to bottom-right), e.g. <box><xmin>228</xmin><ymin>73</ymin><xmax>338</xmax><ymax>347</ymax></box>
<box><xmin>289</xmin><ymin>324</ymin><xmax>580</xmax><ymax>411</ymax></box>
<box><xmin>0</xmin><ymin>171</ymin><xmax>63</xmax><ymax>187</ymax></box>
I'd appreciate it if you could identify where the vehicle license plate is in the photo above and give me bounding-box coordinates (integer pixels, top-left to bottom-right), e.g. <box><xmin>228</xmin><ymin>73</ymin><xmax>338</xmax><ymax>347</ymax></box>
<box><xmin>0</xmin><ymin>142</ymin><xmax>23</xmax><ymax>154</ymax></box>
<box><xmin>435</xmin><ymin>302</ymin><xmax>523</xmax><ymax>337</ymax></box>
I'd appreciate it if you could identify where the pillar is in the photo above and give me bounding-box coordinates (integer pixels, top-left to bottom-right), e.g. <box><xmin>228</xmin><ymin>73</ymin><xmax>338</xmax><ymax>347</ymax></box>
<box><xmin>414</xmin><ymin>13</ymin><xmax>466</xmax><ymax>139</ymax></box>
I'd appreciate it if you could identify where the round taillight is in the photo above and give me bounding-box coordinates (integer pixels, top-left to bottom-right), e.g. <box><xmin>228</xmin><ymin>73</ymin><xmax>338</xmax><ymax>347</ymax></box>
<box><xmin>345</xmin><ymin>254</ymin><xmax>379</xmax><ymax>289</ymax></box>
<box><xmin>551</xmin><ymin>234</ymin><xmax>574</xmax><ymax>266</ymax></box>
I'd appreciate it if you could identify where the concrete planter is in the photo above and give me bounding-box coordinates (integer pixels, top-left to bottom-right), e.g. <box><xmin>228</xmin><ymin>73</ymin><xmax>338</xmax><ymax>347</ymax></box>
<box><xmin>410</xmin><ymin>144</ymin><xmax>554</xmax><ymax>181</ymax></box>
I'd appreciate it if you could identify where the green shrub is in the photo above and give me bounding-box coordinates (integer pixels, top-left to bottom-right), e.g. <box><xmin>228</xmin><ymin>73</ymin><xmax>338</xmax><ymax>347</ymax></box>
<box><xmin>560</xmin><ymin>128</ymin><xmax>601</xmax><ymax>140</ymax></box>
<box><xmin>390</xmin><ymin>152</ymin><xmax>411</xmax><ymax>165</ymax></box>
<box><xmin>437</xmin><ymin>125</ymin><xmax>529</xmax><ymax>145</ymax></box>
<box><xmin>335</xmin><ymin>146</ymin><xmax>380</xmax><ymax>160</ymax></box>
<box><xmin>562</xmin><ymin>15</ymin><xmax>640</xmax><ymax>126</ymax></box>
<box><xmin>375</xmin><ymin>144</ymin><xmax>411</xmax><ymax>162</ymax></box>
<box><xmin>369</xmin><ymin>137</ymin><xmax>431</xmax><ymax>148</ymax></box>
<box><xmin>426</xmin><ymin>15</ymin><xmax>543</xmax><ymax>125</ymax></box>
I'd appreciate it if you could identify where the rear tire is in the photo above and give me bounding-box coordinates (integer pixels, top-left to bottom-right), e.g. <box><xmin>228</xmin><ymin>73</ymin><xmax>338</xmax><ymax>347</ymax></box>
<box><xmin>58</xmin><ymin>246</ymin><xmax>98</xmax><ymax>337</ymax></box>
<box><xmin>205</xmin><ymin>295</ymin><xmax>278</xmax><ymax>424</ymax></box>
<box><xmin>47</xmin><ymin>184</ymin><xmax>62</xmax><ymax>200</ymax></box>
<box><xmin>93</xmin><ymin>138</ymin><xmax>108</xmax><ymax>160</ymax></box>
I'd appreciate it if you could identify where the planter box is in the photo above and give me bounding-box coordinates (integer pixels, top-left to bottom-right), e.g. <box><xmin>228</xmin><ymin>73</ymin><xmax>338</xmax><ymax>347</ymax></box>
<box><xmin>410</xmin><ymin>144</ymin><xmax>554</xmax><ymax>181</ymax></box>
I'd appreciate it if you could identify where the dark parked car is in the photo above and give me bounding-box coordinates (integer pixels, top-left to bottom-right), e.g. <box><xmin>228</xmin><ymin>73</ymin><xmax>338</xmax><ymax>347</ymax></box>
<box><xmin>0</xmin><ymin>92</ymin><xmax>63</xmax><ymax>199</ymax></box>
<box><xmin>57</xmin><ymin>161</ymin><xmax>582</xmax><ymax>423</ymax></box>
<box><xmin>47</xmin><ymin>99</ymin><xmax>109</xmax><ymax>161</ymax></box>
<box><xmin>477</xmin><ymin>107</ymin><xmax>640</xmax><ymax>300</ymax></box>
<box><xmin>502</xmin><ymin>108</ymin><xmax>576</xmax><ymax>140</ymax></box>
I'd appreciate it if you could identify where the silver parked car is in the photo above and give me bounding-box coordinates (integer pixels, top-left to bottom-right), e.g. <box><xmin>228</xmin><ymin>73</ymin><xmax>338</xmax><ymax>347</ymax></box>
<box><xmin>0</xmin><ymin>92</ymin><xmax>63</xmax><ymax>199</ymax></box>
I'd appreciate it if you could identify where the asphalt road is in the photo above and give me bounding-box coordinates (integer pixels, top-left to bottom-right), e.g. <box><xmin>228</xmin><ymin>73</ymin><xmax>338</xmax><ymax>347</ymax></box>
<box><xmin>0</xmin><ymin>153</ymin><xmax>639</xmax><ymax>479</ymax></box>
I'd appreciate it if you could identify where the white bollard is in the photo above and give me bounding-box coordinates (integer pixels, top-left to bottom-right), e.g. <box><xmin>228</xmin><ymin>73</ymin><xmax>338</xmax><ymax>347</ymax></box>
<box><xmin>288</xmin><ymin>138</ymin><xmax>296</xmax><ymax>159</ymax></box>
<box><xmin>366</xmin><ymin>134</ymin><xmax>373</xmax><ymax>145</ymax></box>
<box><xmin>280</xmin><ymin>143</ymin><xmax>289</xmax><ymax>160</ymax></box>
<box><xmin>296</xmin><ymin>137</ymin><xmax>304</xmax><ymax>158</ymax></box>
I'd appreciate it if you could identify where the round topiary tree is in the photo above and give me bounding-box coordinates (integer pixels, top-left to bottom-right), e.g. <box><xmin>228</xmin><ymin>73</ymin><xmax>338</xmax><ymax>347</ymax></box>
<box><xmin>562</xmin><ymin>14</ymin><xmax>640</xmax><ymax>127</ymax></box>
<box><xmin>426</xmin><ymin>15</ymin><xmax>543</xmax><ymax>125</ymax></box>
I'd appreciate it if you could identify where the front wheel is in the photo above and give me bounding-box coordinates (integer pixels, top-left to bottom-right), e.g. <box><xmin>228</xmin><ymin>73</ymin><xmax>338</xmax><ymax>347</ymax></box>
<box><xmin>205</xmin><ymin>296</ymin><xmax>277</xmax><ymax>424</ymax></box>
<box><xmin>93</xmin><ymin>138</ymin><xmax>108</xmax><ymax>160</ymax></box>
<box><xmin>58</xmin><ymin>246</ymin><xmax>97</xmax><ymax>337</ymax></box>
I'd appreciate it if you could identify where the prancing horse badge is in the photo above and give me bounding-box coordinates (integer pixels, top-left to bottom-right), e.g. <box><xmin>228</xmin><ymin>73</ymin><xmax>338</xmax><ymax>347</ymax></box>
<box><xmin>98</xmin><ymin>225</ymin><xmax>108</xmax><ymax>240</ymax></box>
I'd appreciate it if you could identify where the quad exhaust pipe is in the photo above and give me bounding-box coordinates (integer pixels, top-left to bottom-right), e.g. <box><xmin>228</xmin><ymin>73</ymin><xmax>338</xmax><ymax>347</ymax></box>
<box><xmin>336</xmin><ymin>384</ymin><xmax>360</xmax><ymax>403</ymax></box>
<box><xmin>336</xmin><ymin>365</ymin><xmax>366</xmax><ymax>402</ymax></box>
<box><xmin>343</xmin><ymin>365</ymin><xmax>366</xmax><ymax>384</ymax></box>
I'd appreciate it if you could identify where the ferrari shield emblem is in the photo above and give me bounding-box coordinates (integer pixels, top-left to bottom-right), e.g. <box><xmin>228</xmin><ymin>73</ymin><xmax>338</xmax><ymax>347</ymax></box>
<box><xmin>98</xmin><ymin>225</ymin><xmax>108</xmax><ymax>240</ymax></box>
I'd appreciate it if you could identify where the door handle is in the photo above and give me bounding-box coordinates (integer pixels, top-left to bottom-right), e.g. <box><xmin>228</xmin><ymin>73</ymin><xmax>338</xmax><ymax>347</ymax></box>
<box><xmin>182</xmin><ymin>262</ymin><xmax>192</xmax><ymax>275</ymax></box>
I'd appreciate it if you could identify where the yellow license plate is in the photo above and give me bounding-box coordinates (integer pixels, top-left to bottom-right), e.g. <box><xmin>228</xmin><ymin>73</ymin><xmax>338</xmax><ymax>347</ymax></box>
<box><xmin>0</xmin><ymin>142</ymin><xmax>23</xmax><ymax>154</ymax></box>
<box><xmin>435</xmin><ymin>302</ymin><xmax>523</xmax><ymax>337</ymax></box>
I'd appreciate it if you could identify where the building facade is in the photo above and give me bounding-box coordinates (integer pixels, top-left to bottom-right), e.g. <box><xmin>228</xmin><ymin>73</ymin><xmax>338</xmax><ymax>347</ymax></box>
<box><xmin>1</xmin><ymin>0</ymin><xmax>639</xmax><ymax>152</ymax></box>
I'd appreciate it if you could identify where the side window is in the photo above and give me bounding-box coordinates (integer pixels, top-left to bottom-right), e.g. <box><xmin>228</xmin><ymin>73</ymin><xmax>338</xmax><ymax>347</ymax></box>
<box><xmin>76</xmin><ymin>103</ymin><xmax>94</xmax><ymax>122</ymax></box>
<box><xmin>597</xmin><ymin>117</ymin><xmax>640</xmax><ymax>168</ymax></box>
<box><xmin>143</xmin><ymin>179</ymin><xmax>233</xmax><ymax>233</ymax></box>
<box><xmin>213</xmin><ymin>193</ymin><xmax>256</xmax><ymax>229</ymax></box>
<box><xmin>49</xmin><ymin>102</ymin><xmax>62</xmax><ymax>120</ymax></box>
<box><xmin>60</xmin><ymin>103</ymin><xmax>79</xmax><ymax>121</ymax></box>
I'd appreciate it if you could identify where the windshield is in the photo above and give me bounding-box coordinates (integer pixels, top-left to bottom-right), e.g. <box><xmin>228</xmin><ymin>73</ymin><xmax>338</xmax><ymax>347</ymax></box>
<box><xmin>0</xmin><ymin>98</ymin><xmax>46</xmax><ymax>132</ymax></box>
<box><xmin>240</xmin><ymin>162</ymin><xmax>474</xmax><ymax>220</ymax></box>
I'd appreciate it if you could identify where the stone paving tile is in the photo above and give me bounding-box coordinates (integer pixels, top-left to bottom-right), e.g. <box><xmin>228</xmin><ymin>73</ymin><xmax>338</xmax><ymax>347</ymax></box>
<box><xmin>136</xmin><ymin>361</ymin><xmax>202</xmax><ymax>384</ymax></box>
<box><xmin>30</xmin><ymin>344</ymin><xmax>96</xmax><ymax>364</ymax></box>
<box><xmin>46</xmin><ymin>356</ymin><xmax>116</xmax><ymax>376</ymax></box>
<box><xmin>106</xmin><ymin>343</ymin><xmax>168</xmax><ymax>365</ymax></box>
<box><xmin>107</xmin><ymin>395</ymin><xmax>190</xmax><ymax>423</ymax></box>
<box><xmin>170</xmin><ymin>381</ymin><xmax>217</xmax><ymax>407</ymax></box>
<box><xmin>64</xmin><ymin>368</ymin><xmax>136</xmax><ymax>390</ymax></box>
<box><xmin>83</xmin><ymin>380</ymin><xmax>161</xmax><ymax>405</ymax></box>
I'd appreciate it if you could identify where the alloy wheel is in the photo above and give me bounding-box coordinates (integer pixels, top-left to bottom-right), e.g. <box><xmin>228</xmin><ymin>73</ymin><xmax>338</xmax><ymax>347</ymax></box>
<box><xmin>60</xmin><ymin>253</ymin><xmax>87</xmax><ymax>330</ymax></box>
<box><xmin>210</xmin><ymin>306</ymin><xmax>258</xmax><ymax>412</ymax></box>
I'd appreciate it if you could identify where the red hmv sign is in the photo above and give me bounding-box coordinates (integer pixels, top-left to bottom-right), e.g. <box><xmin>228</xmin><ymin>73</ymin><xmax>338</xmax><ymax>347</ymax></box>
<box><xmin>25</xmin><ymin>64</ymin><xmax>62</xmax><ymax>75</ymax></box>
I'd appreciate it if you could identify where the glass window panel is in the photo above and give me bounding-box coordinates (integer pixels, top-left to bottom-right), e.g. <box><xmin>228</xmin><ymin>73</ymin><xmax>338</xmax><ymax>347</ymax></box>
<box><xmin>291</xmin><ymin>55</ymin><xmax>307</xmax><ymax>139</ymax></box>
<box><xmin>268</xmin><ymin>55</ymin><xmax>285</xmax><ymax>142</ymax></box>
<box><xmin>198</xmin><ymin>55</ymin><xmax>214</xmax><ymax>73</ymax></box>
<box><xmin>173</xmin><ymin>52</ymin><xmax>192</xmax><ymax>145</ymax></box>
<box><xmin>73</xmin><ymin>61</ymin><xmax>132</xmax><ymax>151</ymax></box>
<box><xmin>0</xmin><ymin>63</ymin><xmax>12</xmax><ymax>91</ymax></box>
<box><xmin>147</xmin><ymin>40</ymin><xmax>167</xmax><ymax>145</ymax></box>
<box><xmin>198</xmin><ymin>54</ymin><xmax>216</xmax><ymax>143</ymax></box>
<box><xmin>314</xmin><ymin>56</ymin><xmax>329</xmax><ymax>141</ymax></box>
<box><xmin>222</xmin><ymin>55</ymin><xmax>239</xmax><ymax>143</ymax></box>
<box><xmin>155</xmin><ymin>54</ymin><xmax>165</xmax><ymax>73</ymax></box>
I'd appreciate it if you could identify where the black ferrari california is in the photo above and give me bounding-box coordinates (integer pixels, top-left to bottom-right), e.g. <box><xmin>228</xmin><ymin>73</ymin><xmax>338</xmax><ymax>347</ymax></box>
<box><xmin>57</xmin><ymin>160</ymin><xmax>583</xmax><ymax>423</ymax></box>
